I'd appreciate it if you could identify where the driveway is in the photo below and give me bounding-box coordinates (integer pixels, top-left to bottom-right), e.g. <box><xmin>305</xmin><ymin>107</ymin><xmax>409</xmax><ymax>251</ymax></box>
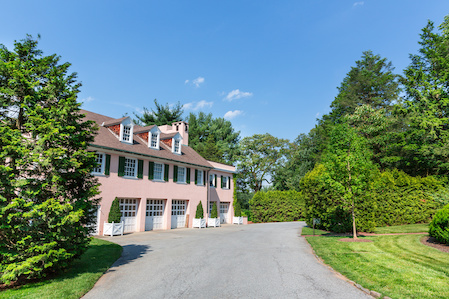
<box><xmin>84</xmin><ymin>222</ymin><xmax>371</xmax><ymax>299</ymax></box>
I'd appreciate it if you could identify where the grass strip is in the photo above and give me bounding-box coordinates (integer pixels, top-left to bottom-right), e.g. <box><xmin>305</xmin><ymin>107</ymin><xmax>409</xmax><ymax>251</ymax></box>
<box><xmin>301</xmin><ymin>226</ymin><xmax>329</xmax><ymax>235</ymax></box>
<box><xmin>306</xmin><ymin>234</ymin><xmax>448</xmax><ymax>299</ymax></box>
<box><xmin>374</xmin><ymin>223</ymin><xmax>429</xmax><ymax>234</ymax></box>
<box><xmin>0</xmin><ymin>238</ymin><xmax>122</xmax><ymax>299</ymax></box>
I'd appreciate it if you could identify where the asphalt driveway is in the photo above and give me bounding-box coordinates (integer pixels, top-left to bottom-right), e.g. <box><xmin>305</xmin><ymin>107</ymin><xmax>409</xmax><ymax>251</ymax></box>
<box><xmin>83</xmin><ymin>222</ymin><xmax>371</xmax><ymax>299</ymax></box>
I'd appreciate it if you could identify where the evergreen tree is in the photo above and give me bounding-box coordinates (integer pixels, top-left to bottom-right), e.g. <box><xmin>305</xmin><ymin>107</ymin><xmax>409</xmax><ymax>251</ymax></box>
<box><xmin>134</xmin><ymin>99</ymin><xmax>183</xmax><ymax>126</ymax></box>
<box><xmin>187</xmin><ymin>112</ymin><xmax>240</xmax><ymax>164</ymax></box>
<box><xmin>400</xmin><ymin>16</ymin><xmax>449</xmax><ymax>176</ymax></box>
<box><xmin>108</xmin><ymin>197</ymin><xmax>122</xmax><ymax>223</ymax></box>
<box><xmin>195</xmin><ymin>201</ymin><xmax>204</xmax><ymax>219</ymax></box>
<box><xmin>211</xmin><ymin>202</ymin><xmax>218</xmax><ymax>218</ymax></box>
<box><xmin>0</xmin><ymin>35</ymin><xmax>99</xmax><ymax>283</ymax></box>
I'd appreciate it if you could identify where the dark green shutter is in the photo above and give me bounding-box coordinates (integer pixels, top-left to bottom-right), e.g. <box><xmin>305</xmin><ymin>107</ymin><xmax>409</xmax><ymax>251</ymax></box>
<box><xmin>164</xmin><ymin>164</ymin><xmax>169</xmax><ymax>181</ymax></box>
<box><xmin>228</xmin><ymin>176</ymin><xmax>231</xmax><ymax>189</ymax></box>
<box><xmin>214</xmin><ymin>174</ymin><xmax>217</xmax><ymax>187</ymax></box>
<box><xmin>174</xmin><ymin>165</ymin><xmax>178</xmax><ymax>182</ymax></box>
<box><xmin>149</xmin><ymin>161</ymin><xmax>154</xmax><ymax>180</ymax></box>
<box><xmin>137</xmin><ymin>160</ymin><xmax>144</xmax><ymax>179</ymax></box>
<box><xmin>195</xmin><ymin>169</ymin><xmax>198</xmax><ymax>185</ymax></box>
<box><xmin>203</xmin><ymin>171</ymin><xmax>206</xmax><ymax>185</ymax></box>
<box><xmin>105</xmin><ymin>154</ymin><xmax>111</xmax><ymax>175</ymax></box>
<box><xmin>118</xmin><ymin>156</ymin><xmax>125</xmax><ymax>177</ymax></box>
<box><xmin>221</xmin><ymin>175</ymin><xmax>224</xmax><ymax>188</ymax></box>
<box><xmin>186</xmin><ymin>168</ymin><xmax>191</xmax><ymax>184</ymax></box>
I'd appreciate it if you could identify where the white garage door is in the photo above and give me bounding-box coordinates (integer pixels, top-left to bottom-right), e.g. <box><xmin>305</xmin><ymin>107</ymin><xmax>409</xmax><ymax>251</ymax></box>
<box><xmin>171</xmin><ymin>200</ymin><xmax>186</xmax><ymax>229</ymax></box>
<box><xmin>220</xmin><ymin>203</ymin><xmax>229</xmax><ymax>224</ymax></box>
<box><xmin>120</xmin><ymin>198</ymin><xmax>138</xmax><ymax>233</ymax></box>
<box><xmin>146</xmin><ymin>199</ymin><xmax>165</xmax><ymax>231</ymax></box>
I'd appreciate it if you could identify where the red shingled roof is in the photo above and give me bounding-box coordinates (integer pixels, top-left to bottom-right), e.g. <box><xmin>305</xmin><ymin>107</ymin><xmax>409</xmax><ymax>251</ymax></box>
<box><xmin>80</xmin><ymin>110</ymin><xmax>212</xmax><ymax>168</ymax></box>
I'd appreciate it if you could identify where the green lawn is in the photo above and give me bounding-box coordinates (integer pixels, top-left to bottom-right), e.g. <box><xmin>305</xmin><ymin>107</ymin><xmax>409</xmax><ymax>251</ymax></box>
<box><xmin>306</xmin><ymin>234</ymin><xmax>448</xmax><ymax>299</ymax></box>
<box><xmin>374</xmin><ymin>223</ymin><xmax>429</xmax><ymax>234</ymax></box>
<box><xmin>0</xmin><ymin>238</ymin><xmax>122</xmax><ymax>299</ymax></box>
<box><xmin>301</xmin><ymin>226</ymin><xmax>329</xmax><ymax>235</ymax></box>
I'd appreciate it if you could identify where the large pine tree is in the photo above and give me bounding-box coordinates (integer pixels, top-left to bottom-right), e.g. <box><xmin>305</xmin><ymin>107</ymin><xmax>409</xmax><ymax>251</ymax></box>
<box><xmin>0</xmin><ymin>35</ymin><xmax>99</xmax><ymax>283</ymax></box>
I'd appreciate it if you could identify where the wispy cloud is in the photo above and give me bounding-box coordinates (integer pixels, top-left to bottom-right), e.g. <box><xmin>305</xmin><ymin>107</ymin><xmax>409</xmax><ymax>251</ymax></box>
<box><xmin>185</xmin><ymin>76</ymin><xmax>205</xmax><ymax>87</ymax></box>
<box><xmin>353</xmin><ymin>1</ymin><xmax>364</xmax><ymax>7</ymax></box>
<box><xmin>224</xmin><ymin>89</ymin><xmax>253</xmax><ymax>101</ymax></box>
<box><xmin>183</xmin><ymin>100</ymin><xmax>213</xmax><ymax>111</ymax></box>
<box><xmin>80</xmin><ymin>96</ymin><xmax>95</xmax><ymax>103</ymax></box>
<box><xmin>111</xmin><ymin>102</ymin><xmax>145</xmax><ymax>115</ymax></box>
<box><xmin>184</xmin><ymin>79</ymin><xmax>189</xmax><ymax>84</ymax></box>
<box><xmin>316</xmin><ymin>112</ymin><xmax>320</xmax><ymax>118</ymax></box>
<box><xmin>224</xmin><ymin>110</ymin><xmax>243</xmax><ymax>120</ymax></box>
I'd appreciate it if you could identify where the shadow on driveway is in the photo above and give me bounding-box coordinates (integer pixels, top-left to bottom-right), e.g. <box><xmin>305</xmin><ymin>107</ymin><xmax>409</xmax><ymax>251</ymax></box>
<box><xmin>107</xmin><ymin>244</ymin><xmax>151</xmax><ymax>272</ymax></box>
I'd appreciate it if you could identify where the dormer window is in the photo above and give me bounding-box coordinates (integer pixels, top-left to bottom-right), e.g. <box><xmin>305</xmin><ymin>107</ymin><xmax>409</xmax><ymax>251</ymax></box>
<box><xmin>150</xmin><ymin>131</ymin><xmax>160</xmax><ymax>149</ymax></box>
<box><xmin>173</xmin><ymin>139</ymin><xmax>180</xmax><ymax>154</ymax></box>
<box><xmin>122</xmin><ymin>125</ymin><xmax>131</xmax><ymax>142</ymax></box>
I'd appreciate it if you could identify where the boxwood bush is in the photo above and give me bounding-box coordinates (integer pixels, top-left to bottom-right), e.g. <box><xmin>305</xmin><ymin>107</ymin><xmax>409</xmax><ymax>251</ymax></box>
<box><xmin>250</xmin><ymin>190</ymin><xmax>303</xmax><ymax>223</ymax></box>
<box><xmin>429</xmin><ymin>204</ymin><xmax>449</xmax><ymax>244</ymax></box>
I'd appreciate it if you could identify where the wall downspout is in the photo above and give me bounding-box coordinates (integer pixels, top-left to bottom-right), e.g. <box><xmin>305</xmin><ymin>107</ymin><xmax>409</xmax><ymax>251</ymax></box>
<box><xmin>206</xmin><ymin>169</ymin><xmax>210</xmax><ymax>222</ymax></box>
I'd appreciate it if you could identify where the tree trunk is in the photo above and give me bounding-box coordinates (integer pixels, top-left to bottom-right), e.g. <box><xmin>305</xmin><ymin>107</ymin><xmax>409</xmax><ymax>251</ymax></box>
<box><xmin>347</xmin><ymin>157</ymin><xmax>357</xmax><ymax>239</ymax></box>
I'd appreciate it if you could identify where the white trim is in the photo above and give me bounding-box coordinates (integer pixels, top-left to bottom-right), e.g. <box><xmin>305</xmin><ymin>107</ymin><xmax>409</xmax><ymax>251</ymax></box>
<box><xmin>149</xmin><ymin>126</ymin><xmax>161</xmax><ymax>150</ymax></box>
<box><xmin>197</xmin><ymin>169</ymin><xmax>204</xmax><ymax>186</ymax></box>
<box><xmin>124</xmin><ymin>157</ymin><xmax>138</xmax><ymax>178</ymax></box>
<box><xmin>92</xmin><ymin>152</ymin><xmax>105</xmax><ymax>175</ymax></box>
<box><xmin>119</xmin><ymin>118</ymin><xmax>134</xmax><ymax>144</ymax></box>
<box><xmin>153</xmin><ymin>162</ymin><xmax>164</xmax><ymax>181</ymax></box>
<box><xmin>177</xmin><ymin>166</ymin><xmax>186</xmax><ymax>183</ymax></box>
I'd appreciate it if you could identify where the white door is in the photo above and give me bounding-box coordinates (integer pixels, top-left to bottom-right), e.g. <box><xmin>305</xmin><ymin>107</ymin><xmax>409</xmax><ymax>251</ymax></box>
<box><xmin>146</xmin><ymin>199</ymin><xmax>165</xmax><ymax>231</ymax></box>
<box><xmin>120</xmin><ymin>198</ymin><xmax>138</xmax><ymax>233</ymax></box>
<box><xmin>171</xmin><ymin>200</ymin><xmax>186</xmax><ymax>229</ymax></box>
<box><xmin>220</xmin><ymin>203</ymin><xmax>229</xmax><ymax>224</ymax></box>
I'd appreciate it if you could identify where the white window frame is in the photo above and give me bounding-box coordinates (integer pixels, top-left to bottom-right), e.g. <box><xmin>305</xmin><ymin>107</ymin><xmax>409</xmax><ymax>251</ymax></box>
<box><xmin>222</xmin><ymin>176</ymin><xmax>229</xmax><ymax>189</ymax></box>
<box><xmin>119</xmin><ymin>119</ymin><xmax>134</xmax><ymax>144</ymax></box>
<box><xmin>153</xmin><ymin>162</ymin><xmax>164</xmax><ymax>181</ymax></box>
<box><xmin>172</xmin><ymin>138</ymin><xmax>181</xmax><ymax>154</ymax></box>
<box><xmin>209</xmin><ymin>174</ymin><xmax>216</xmax><ymax>188</ymax></box>
<box><xmin>124</xmin><ymin>157</ymin><xmax>137</xmax><ymax>177</ymax></box>
<box><xmin>197</xmin><ymin>170</ymin><xmax>204</xmax><ymax>186</ymax></box>
<box><xmin>150</xmin><ymin>132</ymin><xmax>160</xmax><ymax>149</ymax></box>
<box><xmin>177</xmin><ymin>166</ymin><xmax>186</xmax><ymax>183</ymax></box>
<box><xmin>92</xmin><ymin>152</ymin><xmax>105</xmax><ymax>175</ymax></box>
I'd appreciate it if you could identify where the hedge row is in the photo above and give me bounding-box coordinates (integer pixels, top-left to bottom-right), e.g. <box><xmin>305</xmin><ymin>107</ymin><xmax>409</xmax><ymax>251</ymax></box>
<box><xmin>429</xmin><ymin>204</ymin><xmax>449</xmax><ymax>245</ymax></box>
<box><xmin>301</xmin><ymin>165</ymin><xmax>446</xmax><ymax>233</ymax></box>
<box><xmin>249</xmin><ymin>190</ymin><xmax>303</xmax><ymax>223</ymax></box>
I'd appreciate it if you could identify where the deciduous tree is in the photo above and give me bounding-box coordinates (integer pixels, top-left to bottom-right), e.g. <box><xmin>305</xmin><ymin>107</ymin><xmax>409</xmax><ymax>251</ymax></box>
<box><xmin>134</xmin><ymin>99</ymin><xmax>184</xmax><ymax>126</ymax></box>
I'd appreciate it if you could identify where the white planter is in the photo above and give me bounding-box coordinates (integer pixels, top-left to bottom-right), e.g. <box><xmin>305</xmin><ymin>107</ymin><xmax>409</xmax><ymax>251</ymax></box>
<box><xmin>193</xmin><ymin>218</ymin><xmax>206</xmax><ymax>229</ymax></box>
<box><xmin>103</xmin><ymin>221</ymin><xmax>124</xmax><ymax>236</ymax></box>
<box><xmin>207</xmin><ymin>217</ymin><xmax>220</xmax><ymax>227</ymax></box>
<box><xmin>233</xmin><ymin>216</ymin><xmax>243</xmax><ymax>225</ymax></box>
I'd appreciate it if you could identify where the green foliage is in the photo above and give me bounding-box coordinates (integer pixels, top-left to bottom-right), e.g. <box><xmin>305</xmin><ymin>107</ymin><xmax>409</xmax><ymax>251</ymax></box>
<box><xmin>187</xmin><ymin>112</ymin><xmax>240</xmax><ymax>164</ymax></box>
<box><xmin>210</xmin><ymin>202</ymin><xmax>218</xmax><ymax>218</ymax></box>
<box><xmin>195</xmin><ymin>201</ymin><xmax>204</xmax><ymax>219</ymax></box>
<box><xmin>236</xmin><ymin>133</ymin><xmax>289</xmax><ymax>192</ymax></box>
<box><xmin>134</xmin><ymin>99</ymin><xmax>183</xmax><ymax>126</ymax></box>
<box><xmin>234</xmin><ymin>201</ymin><xmax>242</xmax><ymax>217</ymax></box>
<box><xmin>370</xmin><ymin>169</ymin><xmax>444</xmax><ymax>226</ymax></box>
<box><xmin>108</xmin><ymin>198</ymin><xmax>122</xmax><ymax>223</ymax></box>
<box><xmin>0</xmin><ymin>35</ymin><xmax>99</xmax><ymax>283</ymax></box>
<box><xmin>429</xmin><ymin>204</ymin><xmax>449</xmax><ymax>245</ymax></box>
<box><xmin>249</xmin><ymin>190</ymin><xmax>303</xmax><ymax>223</ymax></box>
<box><xmin>398</xmin><ymin>16</ymin><xmax>449</xmax><ymax>176</ymax></box>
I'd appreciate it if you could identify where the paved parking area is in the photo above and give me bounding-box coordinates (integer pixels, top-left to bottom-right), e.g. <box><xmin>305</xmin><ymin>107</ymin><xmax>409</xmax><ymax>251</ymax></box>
<box><xmin>83</xmin><ymin>222</ymin><xmax>371</xmax><ymax>299</ymax></box>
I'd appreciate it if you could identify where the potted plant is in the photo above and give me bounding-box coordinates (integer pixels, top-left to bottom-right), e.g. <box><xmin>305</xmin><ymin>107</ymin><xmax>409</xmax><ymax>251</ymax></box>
<box><xmin>103</xmin><ymin>197</ymin><xmax>124</xmax><ymax>236</ymax></box>
<box><xmin>233</xmin><ymin>201</ymin><xmax>243</xmax><ymax>225</ymax></box>
<box><xmin>193</xmin><ymin>201</ymin><xmax>206</xmax><ymax>228</ymax></box>
<box><xmin>208</xmin><ymin>202</ymin><xmax>220</xmax><ymax>227</ymax></box>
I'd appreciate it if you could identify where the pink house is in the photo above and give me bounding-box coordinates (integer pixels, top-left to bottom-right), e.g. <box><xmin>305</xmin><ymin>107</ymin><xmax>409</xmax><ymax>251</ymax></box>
<box><xmin>82</xmin><ymin>110</ymin><xmax>236</xmax><ymax>235</ymax></box>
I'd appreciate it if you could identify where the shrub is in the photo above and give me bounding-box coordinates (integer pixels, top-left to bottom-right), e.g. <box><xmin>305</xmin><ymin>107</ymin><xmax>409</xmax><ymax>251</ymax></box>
<box><xmin>108</xmin><ymin>197</ymin><xmax>122</xmax><ymax>223</ymax></box>
<box><xmin>234</xmin><ymin>201</ymin><xmax>242</xmax><ymax>217</ymax></box>
<box><xmin>210</xmin><ymin>202</ymin><xmax>218</xmax><ymax>218</ymax></box>
<box><xmin>195</xmin><ymin>201</ymin><xmax>204</xmax><ymax>219</ymax></box>
<box><xmin>429</xmin><ymin>204</ymin><xmax>449</xmax><ymax>244</ymax></box>
<box><xmin>249</xmin><ymin>190</ymin><xmax>303</xmax><ymax>223</ymax></box>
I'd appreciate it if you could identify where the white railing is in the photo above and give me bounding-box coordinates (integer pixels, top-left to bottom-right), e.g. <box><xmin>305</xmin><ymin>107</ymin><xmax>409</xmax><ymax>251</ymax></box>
<box><xmin>103</xmin><ymin>221</ymin><xmax>124</xmax><ymax>236</ymax></box>
<box><xmin>207</xmin><ymin>217</ymin><xmax>220</xmax><ymax>227</ymax></box>
<box><xmin>193</xmin><ymin>218</ymin><xmax>206</xmax><ymax>228</ymax></box>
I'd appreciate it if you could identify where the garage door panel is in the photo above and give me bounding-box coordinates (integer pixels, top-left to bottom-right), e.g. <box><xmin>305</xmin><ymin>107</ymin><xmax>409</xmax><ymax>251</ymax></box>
<box><xmin>146</xmin><ymin>199</ymin><xmax>165</xmax><ymax>231</ymax></box>
<box><xmin>171</xmin><ymin>200</ymin><xmax>186</xmax><ymax>229</ymax></box>
<box><xmin>120</xmin><ymin>198</ymin><xmax>138</xmax><ymax>233</ymax></box>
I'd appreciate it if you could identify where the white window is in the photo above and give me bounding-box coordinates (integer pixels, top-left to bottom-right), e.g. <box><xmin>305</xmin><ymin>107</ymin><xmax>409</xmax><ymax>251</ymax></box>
<box><xmin>122</xmin><ymin>125</ymin><xmax>132</xmax><ymax>142</ymax></box>
<box><xmin>197</xmin><ymin>170</ymin><xmax>203</xmax><ymax>185</ymax></box>
<box><xmin>154</xmin><ymin>163</ymin><xmax>164</xmax><ymax>181</ymax></box>
<box><xmin>177</xmin><ymin>167</ymin><xmax>186</xmax><ymax>183</ymax></box>
<box><xmin>209</xmin><ymin>174</ymin><xmax>216</xmax><ymax>187</ymax></box>
<box><xmin>124</xmin><ymin>158</ymin><xmax>137</xmax><ymax>177</ymax></box>
<box><xmin>92</xmin><ymin>153</ymin><xmax>104</xmax><ymax>174</ymax></box>
<box><xmin>173</xmin><ymin>139</ymin><xmax>181</xmax><ymax>154</ymax></box>
<box><xmin>222</xmin><ymin>176</ymin><xmax>229</xmax><ymax>189</ymax></box>
<box><xmin>150</xmin><ymin>133</ymin><xmax>158</xmax><ymax>148</ymax></box>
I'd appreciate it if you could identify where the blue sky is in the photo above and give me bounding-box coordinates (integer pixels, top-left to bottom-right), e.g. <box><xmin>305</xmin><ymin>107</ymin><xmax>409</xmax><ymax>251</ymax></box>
<box><xmin>2</xmin><ymin>1</ymin><xmax>449</xmax><ymax>141</ymax></box>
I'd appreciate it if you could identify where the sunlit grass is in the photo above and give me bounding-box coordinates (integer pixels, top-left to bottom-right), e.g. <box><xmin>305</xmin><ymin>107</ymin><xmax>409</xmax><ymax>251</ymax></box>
<box><xmin>374</xmin><ymin>223</ymin><xmax>429</xmax><ymax>234</ymax></box>
<box><xmin>301</xmin><ymin>226</ymin><xmax>329</xmax><ymax>235</ymax></box>
<box><xmin>0</xmin><ymin>238</ymin><xmax>122</xmax><ymax>299</ymax></box>
<box><xmin>306</xmin><ymin>234</ymin><xmax>448</xmax><ymax>298</ymax></box>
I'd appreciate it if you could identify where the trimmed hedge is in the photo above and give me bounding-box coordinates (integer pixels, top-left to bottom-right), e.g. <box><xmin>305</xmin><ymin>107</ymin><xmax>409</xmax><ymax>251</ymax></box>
<box><xmin>211</xmin><ymin>202</ymin><xmax>218</xmax><ymax>218</ymax></box>
<box><xmin>429</xmin><ymin>204</ymin><xmax>449</xmax><ymax>244</ymax></box>
<box><xmin>195</xmin><ymin>201</ymin><xmax>204</xmax><ymax>219</ymax></box>
<box><xmin>108</xmin><ymin>197</ymin><xmax>122</xmax><ymax>223</ymax></box>
<box><xmin>301</xmin><ymin>165</ymin><xmax>446</xmax><ymax>233</ymax></box>
<box><xmin>249</xmin><ymin>190</ymin><xmax>303</xmax><ymax>223</ymax></box>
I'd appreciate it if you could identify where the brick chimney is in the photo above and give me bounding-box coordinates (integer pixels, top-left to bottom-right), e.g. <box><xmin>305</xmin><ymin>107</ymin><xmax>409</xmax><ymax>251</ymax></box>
<box><xmin>158</xmin><ymin>121</ymin><xmax>189</xmax><ymax>146</ymax></box>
